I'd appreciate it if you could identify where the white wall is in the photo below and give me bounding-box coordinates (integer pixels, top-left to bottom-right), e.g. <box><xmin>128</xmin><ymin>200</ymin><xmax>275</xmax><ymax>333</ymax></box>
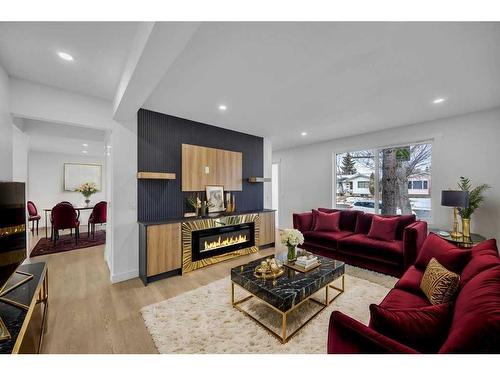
<box><xmin>263</xmin><ymin>138</ymin><xmax>273</xmax><ymax>209</ymax></box>
<box><xmin>28</xmin><ymin>150</ymin><xmax>106</xmax><ymax>227</ymax></box>
<box><xmin>0</xmin><ymin>64</ymin><xmax>13</xmax><ymax>180</ymax></box>
<box><xmin>273</xmin><ymin>107</ymin><xmax>500</xmax><ymax>241</ymax></box>
<box><xmin>11</xmin><ymin>79</ymin><xmax>138</xmax><ymax>283</ymax></box>
<box><xmin>12</xmin><ymin>124</ymin><xmax>29</xmax><ymax>184</ymax></box>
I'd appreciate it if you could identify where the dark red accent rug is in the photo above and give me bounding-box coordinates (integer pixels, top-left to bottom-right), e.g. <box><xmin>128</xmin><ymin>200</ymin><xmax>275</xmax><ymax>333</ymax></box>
<box><xmin>30</xmin><ymin>230</ymin><xmax>106</xmax><ymax>257</ymax></box>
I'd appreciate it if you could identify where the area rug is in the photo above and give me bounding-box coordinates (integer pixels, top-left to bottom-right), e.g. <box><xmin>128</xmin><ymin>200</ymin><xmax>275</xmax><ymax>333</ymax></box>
<box><xmin>141</xmin><ymin>266</ymin><xmax>397</xmax><ymax>353</ymax></box>
<box><xmin>30</xmin><ymin>230</ymin><xmax>106</xmax><ymax>257</ymax></box>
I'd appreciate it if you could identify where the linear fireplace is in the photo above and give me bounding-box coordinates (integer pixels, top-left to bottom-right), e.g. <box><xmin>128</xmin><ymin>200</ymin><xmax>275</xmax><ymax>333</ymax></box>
<box><xmin>191</xmin><ymin>222</ymin><xmax>255</xmax><ymax>262</ymax></box>
<box><xmin>181</xmin><ymin>214</ymin><xmax>259</xmax><ymax>273</ymax></box>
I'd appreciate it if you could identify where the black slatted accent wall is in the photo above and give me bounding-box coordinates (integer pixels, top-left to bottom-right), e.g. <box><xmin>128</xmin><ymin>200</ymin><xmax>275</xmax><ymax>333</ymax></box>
<box><xmin>137</xmin><ymin>109</ymin><xmax>264</xmax><ymax>222</ymax></box>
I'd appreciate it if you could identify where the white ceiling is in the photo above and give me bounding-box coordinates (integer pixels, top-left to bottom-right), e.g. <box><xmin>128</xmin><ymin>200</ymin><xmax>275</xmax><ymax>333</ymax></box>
<box><xmin>144</xmin><ymin>22</ymin><xmax>500</xmax><ymax>150</ymax></box>
<box><xmin>0</xmin><ymin>22</ymin><xmax>138</xmax><ymax>99</ymax></box>
<box><xmin>2</xmin><ymin>22</ymin><xmax>500</xmax><ymax>150</ymax></box>
<box><xmin>18</xmin><ymin>118</ymin><xmax>106</xmax><ymax>157</ymax></box>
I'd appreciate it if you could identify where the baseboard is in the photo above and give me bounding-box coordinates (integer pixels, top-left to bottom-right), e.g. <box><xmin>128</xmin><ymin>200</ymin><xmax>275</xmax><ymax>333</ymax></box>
<box><xmin>110</xmin><ymin>269</ymin><xmax>139</xmax><ymax>284</ymax></box>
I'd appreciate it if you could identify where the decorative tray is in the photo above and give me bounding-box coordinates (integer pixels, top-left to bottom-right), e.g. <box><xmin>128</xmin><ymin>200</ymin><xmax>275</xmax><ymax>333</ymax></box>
<box><xmin>253</xmin><ymin>258</ymin><xmax>285</xmax><ymax>280</ymax></box>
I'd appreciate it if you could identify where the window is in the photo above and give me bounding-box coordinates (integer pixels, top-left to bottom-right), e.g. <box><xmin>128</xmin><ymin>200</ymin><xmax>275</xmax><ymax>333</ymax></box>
<box><xmin>412</xmin><ymin>181</ymin><xmax>423</xmax><ymax>189</ymax></box>
<box><xmin>358</xmin><ymin>181</ymin><xmax>369</xmax><ymax>189</ymax></box>
<box><xmin>335</xmin><ymin>142</ymin><xmax>432</xmax><ymax>221</ymax></box>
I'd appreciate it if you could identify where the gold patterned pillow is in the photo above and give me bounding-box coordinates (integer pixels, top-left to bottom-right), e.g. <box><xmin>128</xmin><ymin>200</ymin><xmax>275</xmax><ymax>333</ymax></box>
<box><xmin>420</xmin><ymin>257</ymin><xmax>460</xmax><ymax>305</ymax></box>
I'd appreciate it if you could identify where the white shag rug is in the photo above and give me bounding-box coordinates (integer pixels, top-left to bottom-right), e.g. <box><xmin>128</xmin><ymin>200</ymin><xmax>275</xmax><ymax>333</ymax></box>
<box><xmin>141</xmin><ymin>266</ymin><xmax>397</xmax><ymax>354</ymax></box>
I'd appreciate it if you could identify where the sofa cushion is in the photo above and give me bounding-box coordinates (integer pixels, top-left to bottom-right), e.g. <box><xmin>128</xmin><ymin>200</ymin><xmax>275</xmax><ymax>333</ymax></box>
<box><xmin>394</xmin><ymin>265</ymin><xmax>424</xmax><ymax>294</ymax></box>
<box><xmin>355</xmin><ymin>213</ymin><xmax>374</xmax><ymax>235</ymax></box>
<box><xmin>367</xmin><ymin>215</ymin><xmax>399</xmax><ymax>242</ymax></box>
<box><xmin>355</xmin><ymin>213</ymin><xmax>415</xmax><ymax>241</ymax></box>
<box><xmin>338</xmin><ymin>233</ymin><xmax>403</xmax><ymax>263</ymax></box>
<box><xmin>318</xmin><ymin>208</ymin><xmax>360</xmax><ymax>232</ymax></box>
<box><xmin>415</xmin><ymin>233</ymin><xmax>471</xmax><ymax>274</ymax></box>
<box><xmin>303</xmin><ymin>230</ymin><xmax>353</xmax><ymax>246</ymax></box>
<box><xmin>460</xmin><ymin>241</ymin><xmax>500</xmax><ymax>287</ymax></box>
<box><xmin>472</xmin><ymin>238</ymin><xmax>499</xmax><ymax>257</ymax></box>
<box><xmin>369</xmin><ymin>303</ymin><xmax>452</xmax><ymax>353</ymax></box>
<box><xmin>439</xmin><ymin>265</ymin><xmax>500</xmax><ymax>353</ymax></box>
<box><xmin>293</xmin><ymin>212</ymin><xmax>314</xmax><ymax>232</ymax></box>
<box><xmin>420</xmin><ymin>258</ymin><xmax>460</xmax><ymax>305</ymax></box>
<box><xmin>394</xmin><ymin>214</ymin><xmax>416</xmax><ymax>240</ymax></box>
<box><xmin>379</xmin><ymin>288</ymin><xmax>430</xmax><ymax>310</ymax></box>
<box><xmin>312</xmin><ymin>210</ymin><xmax>341</xmax><ymax>232</ymax></box>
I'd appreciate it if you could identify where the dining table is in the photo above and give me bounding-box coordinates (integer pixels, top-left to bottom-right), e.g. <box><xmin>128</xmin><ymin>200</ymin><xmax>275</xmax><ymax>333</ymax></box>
<box><xmin>43</xmin><ymin>206</ymin><xmax>94</xmax><ymax>239</ymax></box>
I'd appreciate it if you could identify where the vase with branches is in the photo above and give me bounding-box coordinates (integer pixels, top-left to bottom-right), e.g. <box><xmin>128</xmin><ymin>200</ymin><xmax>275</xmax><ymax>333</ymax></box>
<box><xmin>457</xmin><ymin>176</ymin><xmax>490</xmax><ymax>239</ymax></box>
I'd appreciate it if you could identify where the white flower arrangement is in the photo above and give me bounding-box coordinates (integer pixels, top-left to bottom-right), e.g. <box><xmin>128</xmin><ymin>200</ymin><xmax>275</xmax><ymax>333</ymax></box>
<box><xmin>280</xmin><ymin>228</ymin><xmax>304</xmax><ymax>247</ymax></box>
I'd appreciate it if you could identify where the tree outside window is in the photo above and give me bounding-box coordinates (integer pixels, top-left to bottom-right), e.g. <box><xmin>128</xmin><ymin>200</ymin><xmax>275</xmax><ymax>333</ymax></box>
<box><xmin>335</xmin><ymin>142</ymin><xmax>432</xmax><ymax>221</ymax></box>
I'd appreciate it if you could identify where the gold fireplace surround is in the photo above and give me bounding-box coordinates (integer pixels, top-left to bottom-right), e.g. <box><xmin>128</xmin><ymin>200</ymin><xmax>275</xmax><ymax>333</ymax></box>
<box><xmin>182</xmin><ymin>214</ymin><xmax>260</xmax><ymax>273</ymax></box>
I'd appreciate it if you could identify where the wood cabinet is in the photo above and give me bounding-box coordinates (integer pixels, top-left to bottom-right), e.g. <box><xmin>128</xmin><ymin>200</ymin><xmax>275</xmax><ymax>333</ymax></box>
<box><xmin>146</xmin><ymin>223</ymin><xmax>182</xmax><ymax>277</ymax></box>
<box><xmin>182</xmin><ymin>144</ymin><xmax>242</xmax><ymax>191</ymax></box>
<box><xmin>258</xmin><ymin>211</ymin><xmax>275</xmax><ymax>247</ymax></box>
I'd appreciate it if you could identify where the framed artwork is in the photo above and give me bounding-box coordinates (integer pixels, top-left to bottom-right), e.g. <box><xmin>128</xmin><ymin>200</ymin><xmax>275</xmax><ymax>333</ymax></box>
<box><xmin>206</xmin><ymin>185</ymin><xmax>225</xmax><ymax>213</ymax></box>
<box><xmin>64</xmin><ymin>163</ymin><xmax>102</xmax><ymax>191</ymax></box>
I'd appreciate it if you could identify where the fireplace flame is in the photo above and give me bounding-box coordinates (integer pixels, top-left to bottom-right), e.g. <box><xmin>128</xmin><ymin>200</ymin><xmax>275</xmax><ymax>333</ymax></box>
<box><xmin>204</xmin><ymin>234</ymin><xmax>248</xmax><ymax>250</ymax></box>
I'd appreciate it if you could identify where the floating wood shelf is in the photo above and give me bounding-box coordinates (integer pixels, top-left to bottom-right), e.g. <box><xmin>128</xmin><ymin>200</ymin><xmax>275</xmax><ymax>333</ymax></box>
<box><xmin>248</xmin><ymin>177</ymin><xmax>271</xmax><ymax>183</ymax></box>
<box><xmin>137</xmin><ymin>172</ymin><xmax>176</xmax><ymax>180</ymax></box>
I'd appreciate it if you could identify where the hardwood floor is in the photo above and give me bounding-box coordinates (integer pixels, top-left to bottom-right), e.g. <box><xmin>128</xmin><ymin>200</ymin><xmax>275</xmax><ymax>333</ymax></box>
<box><xmin>26</xmin><ymin>228</ymin><xmax>276</xmax><ymax>353</ymax></box>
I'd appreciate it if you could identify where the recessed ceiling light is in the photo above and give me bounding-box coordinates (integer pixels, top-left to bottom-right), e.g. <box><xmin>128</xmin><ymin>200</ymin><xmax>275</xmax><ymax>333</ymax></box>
<box><xmin>218</xmin><ymin>104</ymin><xmax>227</xmax><ymax>111</ymax></box>
<box><xmin>82</xmin><ymin>143</ymin><xmax>88</xmax><ymax>147</ymax></box>
<box><xmin>82</xmin><ymin>150</ymin><xmax>88</xmax><ymax>154</ymax></box>
<box><xmin>301</xmin><ymin>132</ymin><xmax>308</xmax><ymax>136</ymax></box>
<box><xmin>57</xmin><ymin>51</ymin><xmax>74</xmax><ymax>61</ymax></box>
<box><xmin>432</xmin><ymin>97</ymin><xmax>446</xmax><ymax>104</ymax></box>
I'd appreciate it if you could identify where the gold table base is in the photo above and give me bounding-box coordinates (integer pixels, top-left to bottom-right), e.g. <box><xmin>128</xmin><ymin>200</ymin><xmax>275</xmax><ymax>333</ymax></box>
<box><xmin>231</xmin><ymin>274</ymin><xmax>344</xmax><ymax>344</ymax></box>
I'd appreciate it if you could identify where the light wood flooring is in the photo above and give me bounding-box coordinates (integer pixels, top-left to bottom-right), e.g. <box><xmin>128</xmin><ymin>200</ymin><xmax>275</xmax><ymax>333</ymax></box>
<box><xmin>26</xmin><ymin>228</ymin><xmax>276</xmax><ymax>353</ymax></box>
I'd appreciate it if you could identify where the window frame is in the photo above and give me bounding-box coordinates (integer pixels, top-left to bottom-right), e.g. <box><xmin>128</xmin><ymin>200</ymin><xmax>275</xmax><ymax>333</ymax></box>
<box><xmin>332</xmin><ymin>139</ymin><xmax>433</xmax><ymax>220</ymax></box>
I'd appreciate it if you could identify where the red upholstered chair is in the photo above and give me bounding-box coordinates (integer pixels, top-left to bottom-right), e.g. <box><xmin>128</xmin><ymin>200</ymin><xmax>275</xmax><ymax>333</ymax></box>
<box><xmin>51</xmin><ymin>202</ymin><xmax>80</xmax><ymax>246</ymax></box>
<box><xmin>88</xmin><ymin>201</ymin><xmax>107</xmax><ymax>239</ymax></box>
<box><xmin>27</xmin><ymin>200</ymin><xmax>41</xmax><ymax>235</ymax></box>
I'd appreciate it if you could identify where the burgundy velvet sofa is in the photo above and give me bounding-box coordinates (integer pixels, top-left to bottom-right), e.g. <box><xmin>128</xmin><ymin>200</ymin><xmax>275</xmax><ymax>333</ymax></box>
<box><xmin>293</xmin><ymin>208</ymin><xmax>427</xmax><ymax>277</ymax></box>
<box><xmin>327</xmin><ymin>234</ymin><xmax>500</xmax><ymax>353</ymax></box>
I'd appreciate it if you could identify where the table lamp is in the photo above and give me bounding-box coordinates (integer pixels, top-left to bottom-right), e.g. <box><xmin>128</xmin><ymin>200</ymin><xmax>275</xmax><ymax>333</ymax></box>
<box><xmin>441</xmin><ymin>190</ymin><xmax>469</xmax><ymax>239</ymax></box>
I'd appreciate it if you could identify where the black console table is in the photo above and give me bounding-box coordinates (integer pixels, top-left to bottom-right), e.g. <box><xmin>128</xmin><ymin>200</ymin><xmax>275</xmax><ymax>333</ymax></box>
<box><xmin>0</xmin><ymin>262</ymin><xmax>48</xmax><ymax>354</ymax></box>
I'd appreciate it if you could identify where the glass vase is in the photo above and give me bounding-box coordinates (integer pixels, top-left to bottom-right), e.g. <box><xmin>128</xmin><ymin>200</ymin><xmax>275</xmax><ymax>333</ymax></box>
<box><xmin>287</xmin><ymin>245</ymin><xmax>297</xmax><ymax>262</ymax></box>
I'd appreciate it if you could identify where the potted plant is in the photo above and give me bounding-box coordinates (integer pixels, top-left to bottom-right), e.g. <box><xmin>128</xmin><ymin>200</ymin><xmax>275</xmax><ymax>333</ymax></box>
<box><xmin>186</xmin><ymin>195</ymin><xmax>213</xmax><ymax>217</ymax></box>
<box><xmin>75</xmin><ymin>182</ymin><xmax>98</xmax><ymax>207</ymax></box>
<box><xmin>280</xmin><ymin>228</ymin><xmax>305</xmax><ymax>262</ymax></box>
<box><xmin>457</xmin><ymin>176</ymin><xmax>490</xmax><ymax>238</ymax></box>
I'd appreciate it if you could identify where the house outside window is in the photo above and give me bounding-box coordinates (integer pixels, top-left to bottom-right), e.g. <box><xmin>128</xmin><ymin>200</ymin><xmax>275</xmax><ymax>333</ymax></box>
<box><xmin>335</xmin><ymin>142</ymin><xmax>432</xmax><ymax>221</ymax></box>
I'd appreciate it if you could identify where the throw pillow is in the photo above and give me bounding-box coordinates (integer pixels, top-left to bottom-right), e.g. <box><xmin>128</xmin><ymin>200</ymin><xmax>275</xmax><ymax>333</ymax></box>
<box><xmin>367</xmin><ymin>215</ymin><xmax>399</xmax><ymax>241</ymax></box>
<box><xmin>420</xmin><ymin>258</ymin><xmax>460</xmax><ymax>305</ymax></box>
<box><xmin>312</xmin><ymin>210</ymin><xmax>340</xmax><ymax>232</ymax></box>
<box><xmin>369</xmin><ymin>303</ymin><xmax>452</xmax><ymax>353</ymax></box>
<box><xmin>415</xmin><ymin>233</ymin><xmax>471</xmax><ymax>273</ymax></box>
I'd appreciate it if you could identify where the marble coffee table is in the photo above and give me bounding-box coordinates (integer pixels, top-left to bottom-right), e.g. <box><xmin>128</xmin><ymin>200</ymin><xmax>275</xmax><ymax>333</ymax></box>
<box><xmin>230</xmin><ymin>253</ymin><xmax>345</xmax><ymax>343</ymax></box>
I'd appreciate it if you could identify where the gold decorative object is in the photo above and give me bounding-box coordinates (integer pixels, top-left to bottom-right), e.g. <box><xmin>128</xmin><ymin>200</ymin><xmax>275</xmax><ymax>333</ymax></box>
<box><xmin>462</xmin><ymin>218</ymin><xmax>471</xmax><ymax>242</ymax></box>
<box><xmin>450</xmin><ymin>207</ymin><xmax>462</xmax><ymax>239</ymax></box>
<box><xmin>254</xmin><ymin>258</ymin><xmax>285</xmax><ymax>279</ymax></box>
<box><xmin>182</xmin><ymin>214</ymin><xmax>259</xmax><ymax>273</ymax></box>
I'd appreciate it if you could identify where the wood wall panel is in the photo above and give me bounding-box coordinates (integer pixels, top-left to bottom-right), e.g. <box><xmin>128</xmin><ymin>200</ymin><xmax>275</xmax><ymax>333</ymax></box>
<box><xmin>138</xmin><ymin>109</ymin><xmax>263</xmax><ymax>222</ymax></box>
<box><xmin>146</xmin><ymin>223</ymin><xmax>182</xmax><ymax>276</ymax></box>
<box><xmin>258</xmin><ymin>211</ymin><xmax>275</xmax><ymax>246</ymax></box>
<box><xmin>182</xmin><ymin>144</ymin><xmax>242</xmax><ymax>191</ymax></box>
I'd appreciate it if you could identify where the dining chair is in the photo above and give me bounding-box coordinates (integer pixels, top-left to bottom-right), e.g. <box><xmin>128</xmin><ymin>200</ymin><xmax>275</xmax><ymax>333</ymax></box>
<box><xmin>51</xmin><ymin>202</ymin><xmax>80</xmax><ymax>246</ymax></box>
<box><xmin>88</xmin><ymin>201</ymin><xmax>107</xmax><ymax>239</ymax></box>
<box><xmin>27</xmin><ymin>201</ymin><xmax>41</xmax><ymax>235</ymax></box>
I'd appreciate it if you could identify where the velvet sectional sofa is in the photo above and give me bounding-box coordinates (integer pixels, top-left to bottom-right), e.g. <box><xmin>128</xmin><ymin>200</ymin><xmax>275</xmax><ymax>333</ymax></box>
<box><xmin>293</xmin><ymin>208</ymin><xmax>427</xmax><ymax>277</ymax></box>
<box><xmin>327</xmin><ymin>234</ymin><xmax>500</xmax><ymax>353</ymax></box>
